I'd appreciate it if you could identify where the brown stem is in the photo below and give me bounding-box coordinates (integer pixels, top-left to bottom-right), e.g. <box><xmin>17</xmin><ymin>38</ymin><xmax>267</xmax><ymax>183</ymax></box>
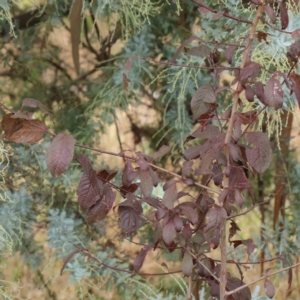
<box><xmin>225</xmin><ymin>262</ymin><xmax>300</xmax><ymax>297</ymax></box>
<box><xmin>220</xmin><ymin>2</ymin><xmax>265</xmax><ymax>299</ymax></box>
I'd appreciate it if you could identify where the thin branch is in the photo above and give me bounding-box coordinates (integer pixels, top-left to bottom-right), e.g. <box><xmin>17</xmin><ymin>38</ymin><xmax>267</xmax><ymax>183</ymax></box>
<box><xmin>191</xmin><ymin>0</ymin><xmax>252</xmax><ymax>25</ymax></box>
<box><xmin>221</xmin><ymin>3</ymin><xmax>265</xmax><ymax>299</ymax></box>
<box><xmin>260</xmin><ymin>17</ymin><xmax>292</xmax><ymax>34</ymax></box>
<box><xmin>132</xmin><ymin>55</ymin><xmax>239</xmax><ymax>71</ymax></box>
<box><xmin>227</xmin><ymin>200</ymin><xmax>269</xmax><ymax>219</ymax></box>
<box><xmin>225</xmin><ymin>262</ymin><xmax>300</xmax><ymax>297</ymax></box>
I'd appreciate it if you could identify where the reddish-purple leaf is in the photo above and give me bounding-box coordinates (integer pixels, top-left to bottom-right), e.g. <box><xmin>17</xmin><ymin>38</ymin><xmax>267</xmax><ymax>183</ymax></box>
<box><xmin>97</xmin><ymin>169</ymin><xmax>118</xmax><ymax>182</ymax></box>
<box><xmin>229</xmin><ymin>166</ymin><xmax>250</xmax><ymax>190</ymax></box>
<box><xmin>204</xmin><ymin>205</ymin><xmax>227</xmax><ymax>249</ymax></box>
<box><xmin>264</xmin><ymin>5</ymin><xmax>277</xmax><ymax>24</ymax></box>
<box><xmin>155</xmin><ymin>207</ymin><xmax>168</xmax><ymax>220</ymax></box>
<box><xmin>179</xmin><ymin>204</ymin><xmax>198</xmax><ymax>224</ymax></box>
<box><xmin>241</xmin><ymin>62</ymin><xmax>260</xmax><ymax>83</ymax></box>
<box><xmin>77</xmin><ymin>171</ymin><xmax>103</xmax><ymax>212</ymax></box>
<box><xmin>233</xmin><ymin>116</ymin><xmax>242</xmax><ymax>141</ymax></box>
<box><xmin>229</xmin><ymin>220</ymin><xmax>241</xmax><ymax>240</ymax></box>
<box><xmin>119</xmin><ymin>183</ymin><xmax>139</xmax><ymax>198</ymax></box>
<box><xmin>212</xmin><ymin>163</ymin><xmax>223</xmax><ymax>186</ymax></box>
<box><xmin>234</xmin><ymin>189</ymin><xmax>244</xmax><ymax>208</ymax></box>
<box><xmin>242</xmin><ymin>239</ymin><xmax>256</xmax><ymax>257</ymax></box>
<box><xmin>191</xmin><ymin>84</ymin><xmax>216</xmax><ymax>121</ymax></box>
<box><xmin>46</xmin><ymin>133</ymin><xmax>75</xmax><ymax>177</ymax></box>
<box><xmin>228</xmin><ymin>143</ymin><xmax>242</xmax><ymax>161</ymax></box>
<box><xmin>191</xmin><ymin>124</ymin><xmax>220</xmax><ymax>139</ymax></box>
<box><xmin>122</xmin><ymin>160</ymin><xmax>138</xmax><ymax>186</ymax></box>
<box><xmin>288</xmin><ymin>42</ymin><xmax>300</xmax><ymax>62</ymax></box>
<box><xmin>136</xmin><ymin>152</ymin><xmax>149</xmax><ymax>171</ymax></box>
<box><xmin>264</xmin><ymin>75</ymin><xmax>283</xmax><ymax>109</ymax></box>
<box><xmin>292</xmin><ymin>29</ymin><xmax>300</xmax><ymax>40</ymax></box>
<box><xmin>139</xmin><ymin>170</ymin><xmax>153</xmax><ymax>197</ymax></box>
<box><xmin>153</xmin><ymin>145</ymin><xmax>172</xmax><ymax>160</ymax></box>
<box><xmin>183</xmin><ymin>145</ymin><xmax>201</xmax><ymax>160</ymax></box>
<box><xmin>245</xmin><ymin>85</ymin><xmax>255</xmax><ymax>102</ymax></box>
<box><xmin>264</xmin><ymin>278</ymin><xmax>275</xmax><ymax>298</ymax></box>
<box><xmin>163</xmin><ymin>218</ymin><xmax>176</xmax><ymax>245</ymax></box>
<box><xmin>22</xmin><ymin>98</ymin><xmax>51</xmax><ymax>116</ymax></box>
<box><xmin>133</xmin><ymin>244</ymin><xmax>153</xmax><ymax>273</ymax></box>
<box><xmin>118</xmin><ymin>198</ymin><xmax>143</xmax><ymax>235</ymax></box>
<box><xmin>218</xmin><ymin>188</ymin><xmax>229</xmax><ymax>204</ymax></box>
<box><xmin>186</xmin><ymin>45</ymin><xmax>210</xmax><ymax>58</ymax></box>
<box><xmin>226</xmin><ymin>277</ymin><xmax>251</xmax><ymax>300</ymax></box>
<box><xmin>87</xmin><ymin>185</ymin><xmax>116</xmax><ymax>224</ymax></box>
<box><xmin>172</xmin><ymin>36</ymin><xmax>200</xmax><ymax>63</ymax></box>
<box><xmin>76</xmin><ymin>154</ymin><xmax>93</xmax><ymax>174</ymax></box>
<box><xmin>254</xmin><ymin>81</ymin><xmax>266</xmax><ymax>103</ymax></box>
<box><xmin>162</xmin><ymin>181</ymin><xmax>177</xmax><ymax>209</ymax></box>
<box><xmin>245</xmin><ymin>132</ymin><xmax>272</xmax><ymax>173</ymax></box>
<box><xmin>174</xmin><ymin>215</ymin><xmax>183</xmax><ymax>232</ymax></box>
<box><xmin>224</xmin><ymin>45</ymin><xmax>237</xmax><ymax>64</ymax></box>
<box><xmin>280</xmin><ymin>2</ymin><xmax>289</xmax><ymax>30</ymax></box>
<box><xmin>182</xmin><ymin>251</ymin><xmax>193</xmax><ymax>276</ymax></box>
<box><xmin>182</xmin><ymin>160</ymin><xmax>193</xmax><ymax>177</ymax></box>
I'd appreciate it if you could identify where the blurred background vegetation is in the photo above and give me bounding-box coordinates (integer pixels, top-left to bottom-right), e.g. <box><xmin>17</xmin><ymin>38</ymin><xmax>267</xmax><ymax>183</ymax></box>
<box><xmin>1</xmin><ymin>0</ymin><xmax>300</xmax><ymax>299</ymax></box>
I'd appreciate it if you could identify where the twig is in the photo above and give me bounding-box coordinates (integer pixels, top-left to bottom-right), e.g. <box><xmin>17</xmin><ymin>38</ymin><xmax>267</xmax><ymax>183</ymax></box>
<box><xmin>260</xmin><ymin>17</ymin><xmax>292</xmax><ymax>34</ymax></box>
<box><xmin>227</xmin><ymin>200</ymin><xmax>269</xmax><ymax>219</ymax></box>
<box><xmin>191</xmin><ymin>0</ymin><xmax>252</xmax><ymax>25</ymax></box>
<box><xmin>225</xmin><ymin>262</ymin><xmax>300</xmax><ymax>297</ymax></box>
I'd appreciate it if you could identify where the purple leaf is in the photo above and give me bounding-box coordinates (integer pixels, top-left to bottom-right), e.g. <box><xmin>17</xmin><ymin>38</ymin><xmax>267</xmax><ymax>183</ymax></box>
<box><xmin>198</xmin><ymin>6</ymin><xmax>210</xmax><ymax>17</ymax></box>
<box><xmin>118</xmin><ymin>198</ymin><xmax>143</xmax><ymax>235</ymax></box>
<box><xmin>182</xmin><ymin>160</ymin><xmax>193</xmax><ymax>177</ymax></box>
<box><xmin>76</xmin><ymin>154</ymin><xmax>93</xmax><ymax>174</ymax></box>
<box><xmin>212</xmin><ymin>163</ymin><xmax>223</xmax><ymax>186</ymax></box>
<box><xmin>191</xmin><ymin>84</ymin><xmax>216</xmax><ymax>121</ymax></box>
<box><xmin>212</xmin><ymin>11</ymin><xmax>224</xmax><ymax>21</ymax></box>
<box><xmin>139</xmin><ymin>170</ymin><xmax>153</xmax><ymax>197</ymax></box>
<box><xmin>149</xmin><ymin>167</ymin><xmax>159</xmax><ymax>187</ymax></box>
<box><xmin>182</xmin><ymin>251</ymin><xmax>193</xmax><ymax>276</ymax></box>
<box><xmin>136</xmin><ymin>152</ymin><xmax>149</xmax><ymax>171</ymax></box>
<box><xmin>280</xmin><ymin>2</ymin><xmax>289</xmax><ymax>30</ymax></box>
<box><xmin>163</xmin><ymin>218</ymin><xmax>176</xmax><ymax>245</ymax></box>
<box><xmin>242</xmin><ymin>239</ymin><xmax>256</xmax><ymax>257</ymax></box>
<box><xmin>155</xmin><ymin>207</ymin><xmax>168</xmax><ymax>220</ymax></box>
<box><xmin>178</xmin><ymin>204</ymin><xmax>198</xmax><ymax>224</ymax></box>
<box><xmin>226</xmin><ymin>277</ymin><xmax>251</xmax><ymax>300</ymax></box>
<box><xmin>234</xmin><ymin>189</ymin><xmax>244</xmax><ymax>208</ymax></box>
<box><xmin>229</xmin><ymin>166</ymin><xmax>250</xmax><ymax>190</ymax></box>
<box><xmin>10</xmin><ymin>111</ymin><xmax>33</xmax><ymax>120</ymax></box>
<box><xmin>228</xmin><ymin>143</ymin><xmax>242</xmax><ymax>161</ymax></box>
<box><xmin>153</xmin><ymin>145</ymin><xmax>172</xmax><ymax>160</ymax></box>
<box><xmin>245</xmin><ymin>85</ymin><xmax>255</xmax><ymax>102</ymax></box>
<box><xmin>46</xmin><ymin>133</ymin><xmax>75</xmax><ymax>178</ymax></box>
<box><xmin>174</xmin><ymin>215</ymin><xmax>183</xmax><ymax>232</ymax></box>
<box><xmin>171</xmin><ymin>36</ymin><xmax>200</xmax><ymax>63</ymax></box>
<box><xmin>245</xmin><ymin>131</ymin><xmax>272</xmax><ymax>173</ymax></box>
<box><xmin>264</xmin><ymin>278</ymin><xmax>275</xmax><ymax>299</ymax></box>
<box><xmin>77</xmin><ymin>171</ymin><xmax>103</xmax><ymax>212</ymax></box>
<box><xmin>254</xmin><ymin>81</ymin><xmax>266</xmax><ymax>103</ymax></box>
<box><xmin>162</xmin><ymin>181</ymin><xmax>177</xmax><ymax>209</ymax></box>
<box><xmin>191</xmin><ymin>124</ymin><xmax>220</xmax><ymax>139</ymax></box>
<box><xmin>204</xmin><ymin>205</ymin><xmax>227</xmax><ymax>249</ymax></box>
<box><xmin>264</xmin><ymin>5</ymin><xmax>277</xmax><ymax>24</ymax></box>
<box><xmin>97</xmin><ymin>169</ymin><xmax>118</xmax><ymax>182</ymax></box>
<box><xmin>87</xmin><ymin>185</ymin><xmax>116</xmax><ymax>224</ymax></box>
<box><xmin>264</xmin><ymin>75</ymin><xmax>283</xmax><ymax>109</ymax></box>
<box><xmin>229</xmin><ymin>220</ymin><xmax>241</xmax><ymax>240</ymax></box>
<box><xmin>224</xmin><ymin>45</ymin><xmax>237</xmax><ymax>64</ymax></box>
<box><xmin>133</xmin><ymin>244</ymin><xmax>153</xmax><ymax>273</ymax></box>
<box><xmin>241</xmin><ymin>62</ymin><xmax>260</xmax><ymax>83</ymax></box>
<box><xmin>122</xmin><ymin>160</ymin><xmax>138</xmax><ymax>186</ymax></box>
<box><xmin>183</xmin><ymin>145</ymin><xmax>201</xmax><ymax>160</ymax></box>
<box><xmin>218</xmin><ymin>188</ymin><xmax>229</xmax><ymax>204</ymax></box>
